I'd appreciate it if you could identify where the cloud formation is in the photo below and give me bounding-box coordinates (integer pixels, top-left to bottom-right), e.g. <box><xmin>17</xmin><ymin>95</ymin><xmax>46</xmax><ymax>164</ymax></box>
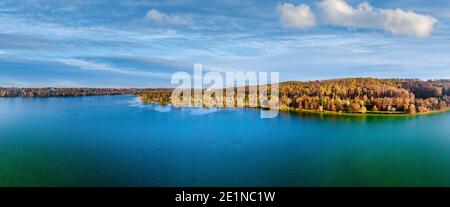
<box><xmin>279</xmin><ymin>0</ymin><xmax>438</xmax><ymax>38</ymax></box>
<box><xmin>278</xmin><ymin>3</ymin><xmax>316</xmax><ymax>29</ymax></box>
<box><xmin>318</xmin><ymin>0</ymin><xmax>438</xmax><ymax>38</ymax></box>
<box><xmin>59</xmin><ymin>58</ymin><xmax>170</xmax><ymax>78</ymax></box>
<box><xmin>145</xmin><ymin>9</ymin><xmax>192</xmax><ymax>26</ymax></box>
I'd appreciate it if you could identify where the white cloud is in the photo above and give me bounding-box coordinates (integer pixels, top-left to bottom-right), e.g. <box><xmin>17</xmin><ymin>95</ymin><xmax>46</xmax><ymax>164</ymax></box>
<box><xmin>318</xmin><ymin>0</ymin><xmax>438</xmax><ymax>37</ymax></box>
<box><xmin>58</xmin><ymin>58</ymin><xmax>170</xmax><ymax>78</ymax></box>
<box><xmin>0</xmin><ymin>50</ymin><xmax>11</xmax><ymax>55</ymax></box>
<box><xmin>278</xmin><ymin>1</ymin><xmax>438</xmax><ymax>37</ymax></box>
<box><xmin>145</xmin><ymin>9</ymin><xmax>192</xmax><ymax>26</ymax></box>
<box><xmin>278</xmin><ymin>3</ymin><xmax>316</xmax><ymax>29</ymax></box>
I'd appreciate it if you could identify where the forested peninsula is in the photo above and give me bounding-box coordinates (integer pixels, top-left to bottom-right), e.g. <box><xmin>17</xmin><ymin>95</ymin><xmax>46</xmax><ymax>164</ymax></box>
<box><xmin>140</xmin><ymin>78</ymin><xmax>450</xmax><ymax>115</ymax></box>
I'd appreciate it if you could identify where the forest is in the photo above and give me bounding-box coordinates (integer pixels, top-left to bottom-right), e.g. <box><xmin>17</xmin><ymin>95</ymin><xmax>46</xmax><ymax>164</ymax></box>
<box><xmin>139</xmin><ymin>78</ymin><xmax>450</xmax><ymax>114</ymax></box>
<box><xmin>0</xmin><ymin>88</ymin><xmax>168</xmax><ymax>97</ymax></box>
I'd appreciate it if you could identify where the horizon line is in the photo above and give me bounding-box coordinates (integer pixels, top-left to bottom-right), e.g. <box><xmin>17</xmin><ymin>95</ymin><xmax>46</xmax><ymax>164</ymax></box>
<box><xmin>1</xmin><ymin>77</ymin><xmax>449</xmax><ymax>89</ymax></box>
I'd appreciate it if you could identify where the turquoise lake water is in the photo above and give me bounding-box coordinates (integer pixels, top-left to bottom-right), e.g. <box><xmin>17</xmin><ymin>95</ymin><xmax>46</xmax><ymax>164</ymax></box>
<box><xmin>0</xmin><ymin>95</ymin><xmax>449</xmax><ymax>186</ymax></box>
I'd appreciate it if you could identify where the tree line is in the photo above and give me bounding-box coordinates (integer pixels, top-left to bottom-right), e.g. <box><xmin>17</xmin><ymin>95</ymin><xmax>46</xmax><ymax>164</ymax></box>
<box><xmin>139</xmin><ymin>78</ymin><xmax>450</xmax><ymax>114</ymax></box>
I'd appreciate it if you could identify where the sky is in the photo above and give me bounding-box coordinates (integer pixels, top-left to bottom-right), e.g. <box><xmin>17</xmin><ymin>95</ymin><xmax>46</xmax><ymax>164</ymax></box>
<box><xmin>0</xmin><ymin>0</ymin><xmax>449</xmax><ymax>88</ymax></box>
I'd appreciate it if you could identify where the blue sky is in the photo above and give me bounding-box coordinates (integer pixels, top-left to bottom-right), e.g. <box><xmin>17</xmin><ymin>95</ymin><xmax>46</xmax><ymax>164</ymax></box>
<box><xmin>0</xmin><ymin>0</ymin><xmax>449</xmax><ymax>87</ymax></box>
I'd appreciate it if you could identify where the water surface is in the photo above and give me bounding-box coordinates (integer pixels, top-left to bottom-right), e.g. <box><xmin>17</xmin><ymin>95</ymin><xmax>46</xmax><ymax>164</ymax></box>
<box><xmin>0</xmin><ymin>96</ymin><xmax>449</xmax><ymax>186</ymax></box>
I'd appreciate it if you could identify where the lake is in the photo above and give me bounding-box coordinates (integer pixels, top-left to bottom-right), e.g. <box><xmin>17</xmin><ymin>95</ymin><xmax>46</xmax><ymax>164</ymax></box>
<box><xmin>0</xmin><ymin>95</ymin><xmax>449</xmax><ymax>186</ymax></box>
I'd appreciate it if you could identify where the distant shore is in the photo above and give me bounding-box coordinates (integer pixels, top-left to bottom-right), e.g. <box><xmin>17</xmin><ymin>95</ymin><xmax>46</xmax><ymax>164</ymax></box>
<box><xmin>0</xmin><ymin>87</ymin><xmax>169</xmax><ymax>97</ymax></box>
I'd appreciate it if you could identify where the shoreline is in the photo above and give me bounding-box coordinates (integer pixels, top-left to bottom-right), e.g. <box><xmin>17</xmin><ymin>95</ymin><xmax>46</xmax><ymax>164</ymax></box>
<box><xmin>139</xmin><ymin>97</ymin><xmax>450</xmax><ymax>117</ymax></box>
<box><xmin>2</xmin><ymin>94</ymin><xmax>449</xmax><ymax>117</ymax></box>
<box><xmin>280</xmin><ymin>107</ymin><xmax>450</xmax><ymax>117</ymax></box>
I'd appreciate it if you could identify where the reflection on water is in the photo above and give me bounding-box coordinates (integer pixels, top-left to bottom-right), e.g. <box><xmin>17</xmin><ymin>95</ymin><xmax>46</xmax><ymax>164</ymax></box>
<box><xmin>186</xmin><ymin>108</ymin><xmax>219</xmax><ymax>115</ymax></box>
<box><xmin>128</xmin><ymin>97</ymin><xmax>172</xmax><ymax>112</ymax></box>
<box><xmin>129</xmin><ymin>96</ymin><xmax>224</xmax><ymax>115</ymax></box>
